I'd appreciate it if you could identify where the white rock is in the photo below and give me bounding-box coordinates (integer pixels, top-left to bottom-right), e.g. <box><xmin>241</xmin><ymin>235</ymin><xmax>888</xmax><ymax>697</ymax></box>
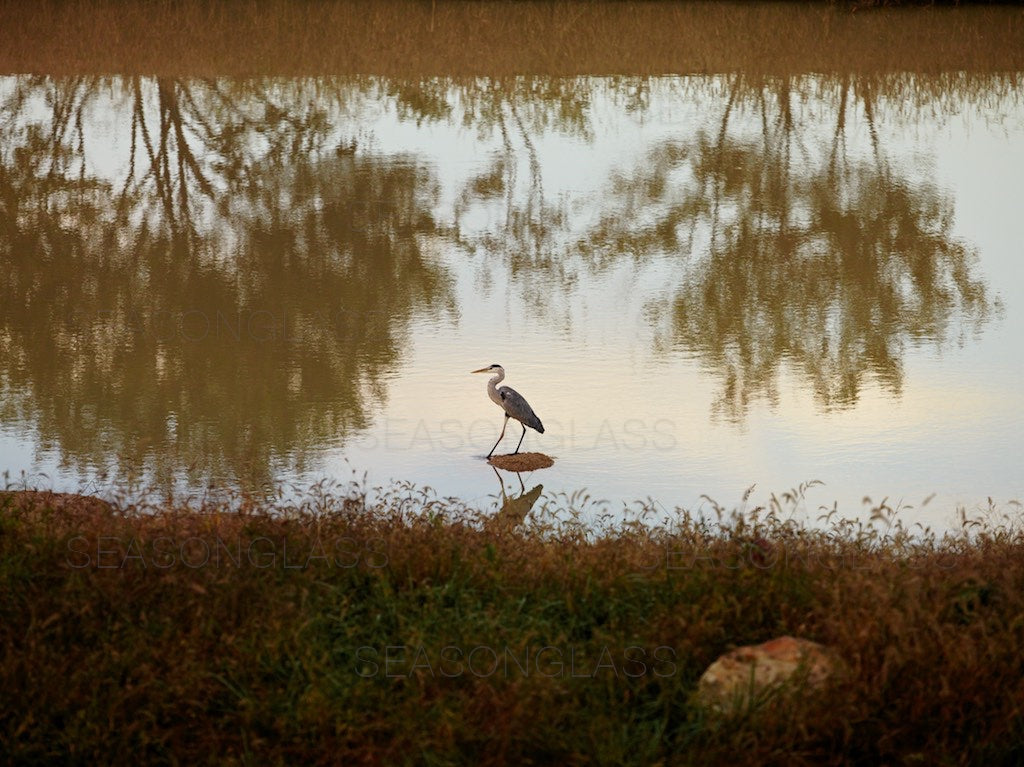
<box><xmin>697</xmin><ymin>635</ymin><xmax>841</xmax><ymax>712</ymax></box>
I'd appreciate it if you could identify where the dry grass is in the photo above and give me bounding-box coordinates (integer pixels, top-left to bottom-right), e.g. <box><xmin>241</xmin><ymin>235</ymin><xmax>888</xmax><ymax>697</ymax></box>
<box><xmin>2</xmin><ymin>484</ymin><xmax>1024</xmax><ymax>764</ymax></box>
<box><xmin>1</xmin><ymin>0</ymin><xmax>1023</xmax><ymax>77</ymax></box>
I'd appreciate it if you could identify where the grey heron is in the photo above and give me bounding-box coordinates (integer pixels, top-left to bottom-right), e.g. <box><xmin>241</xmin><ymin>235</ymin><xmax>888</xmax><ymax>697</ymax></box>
<box><xmin>471</xmin><ymin>364</ymin><xmax>544</xmax><ymax>458</ymax></box>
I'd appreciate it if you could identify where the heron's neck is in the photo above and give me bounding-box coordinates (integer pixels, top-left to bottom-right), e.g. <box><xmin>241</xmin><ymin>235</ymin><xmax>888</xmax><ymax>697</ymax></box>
<box><xmin>487</xmin><ymin>371</ymin><xmax>505</xmax><ymax>407</ymax></box>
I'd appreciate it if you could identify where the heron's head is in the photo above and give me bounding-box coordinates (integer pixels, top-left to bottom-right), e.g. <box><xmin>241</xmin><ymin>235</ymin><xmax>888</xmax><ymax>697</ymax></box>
<box><xmin>471</xmin><ymin>363</ymin><xmax>503</xmax><ymax>374</ymax></box>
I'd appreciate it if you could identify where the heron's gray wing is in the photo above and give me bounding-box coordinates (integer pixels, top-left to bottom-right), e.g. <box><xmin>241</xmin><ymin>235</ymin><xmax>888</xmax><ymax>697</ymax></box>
<box><xmin>498</xmin><ymin>386</ymin><xmax>544</xmax><ymax>433</ymax></box>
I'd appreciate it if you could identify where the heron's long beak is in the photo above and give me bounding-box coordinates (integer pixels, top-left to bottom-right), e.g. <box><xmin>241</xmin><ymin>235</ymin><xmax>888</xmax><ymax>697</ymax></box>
<box><xmin>471</xmin><ymin>367</ymin><xmax>491</xmax><ymax>374</ymax></box>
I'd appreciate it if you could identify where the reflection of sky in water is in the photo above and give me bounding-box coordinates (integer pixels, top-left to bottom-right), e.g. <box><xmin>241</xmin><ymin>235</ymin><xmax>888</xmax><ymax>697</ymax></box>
<box><xmin>1</xmin><ymin>76</ymin><xmax>1022</xmax><ymax>530</ymax></box>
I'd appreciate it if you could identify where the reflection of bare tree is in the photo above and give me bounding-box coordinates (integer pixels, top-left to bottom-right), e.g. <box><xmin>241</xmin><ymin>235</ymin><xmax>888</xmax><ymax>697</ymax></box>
<box><xmin>448</xmin><ymin>78</ymin><xmax>588</xmax><ymax>304</ymax></box>
<box><xmin>0</xmin><ymin>76</ymin><xmax>453</xmax><ymax>487</ymax></box>
<box><xmin>576</xmin><ymin>75</ymin><xmax>996</xmax><ymax>420</ymax></box>
<box><xmin>116</xmin><ymin>77</ymin><xmax>350</xmax><ymax>240</ymax></box>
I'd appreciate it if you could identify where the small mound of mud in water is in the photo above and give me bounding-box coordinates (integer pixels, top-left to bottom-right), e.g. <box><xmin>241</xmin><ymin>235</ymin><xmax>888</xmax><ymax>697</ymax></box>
<box><xmin>488</xmin><ymin>452</ymin><xmax>554</xmax><ymax>471</ymax></box>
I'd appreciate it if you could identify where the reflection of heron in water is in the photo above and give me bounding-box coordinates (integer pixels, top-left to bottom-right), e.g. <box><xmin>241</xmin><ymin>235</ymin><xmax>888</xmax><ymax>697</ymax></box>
<box><xmin>471</xmin><ymin>364</ymin><xmax>544</xmax><ymax>458</ymax></box>
<box><xmin>488</xmin><ymin>466</ymin><xmax>543</xmax><ymax>532</ymax></box>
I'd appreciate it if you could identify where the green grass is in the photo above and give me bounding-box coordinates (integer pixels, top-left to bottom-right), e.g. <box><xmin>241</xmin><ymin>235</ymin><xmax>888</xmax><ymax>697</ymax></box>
<box><xmin>2</xmin><ymin>485</ymin><xmax>1023</xmax><ymax>765</ymax></box>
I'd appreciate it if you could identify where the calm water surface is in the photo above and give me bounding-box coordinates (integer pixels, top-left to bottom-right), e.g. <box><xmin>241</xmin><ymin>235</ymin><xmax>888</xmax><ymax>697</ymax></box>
<box><xmin>1</xmin><ymin>74</ymin><xmax>1021</xmax><ymax>528</ymax></box>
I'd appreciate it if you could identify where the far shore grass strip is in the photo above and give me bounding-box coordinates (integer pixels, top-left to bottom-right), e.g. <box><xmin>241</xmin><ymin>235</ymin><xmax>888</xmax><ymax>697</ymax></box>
<box><xmin>1</xmin><ymin>1</ymin><xmax>1023</xmax><ymax>76</ymax></box>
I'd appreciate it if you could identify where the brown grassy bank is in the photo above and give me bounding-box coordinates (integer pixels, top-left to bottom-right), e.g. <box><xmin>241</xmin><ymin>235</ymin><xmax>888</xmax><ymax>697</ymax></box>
<box><xmin>1</xmin><ymin>0</ymin><xmax>1023</xmax><ymax>77</ymax></box>
<box><xmin>2</xmin><ymin>487</ymin><xmax>1023</xmax><ymax>764</ymax></box>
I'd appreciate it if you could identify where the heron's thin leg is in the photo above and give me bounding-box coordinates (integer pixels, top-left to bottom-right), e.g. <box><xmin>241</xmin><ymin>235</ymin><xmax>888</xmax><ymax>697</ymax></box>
<box><xmin>487</xmin><ymin>415</ymin><xmax>510</xmax><ymax>458</ymax></box>
<box><xmin>514</xmin><ymin>422</ymin><xmax>527</xmax><ymax>454</ymax></box>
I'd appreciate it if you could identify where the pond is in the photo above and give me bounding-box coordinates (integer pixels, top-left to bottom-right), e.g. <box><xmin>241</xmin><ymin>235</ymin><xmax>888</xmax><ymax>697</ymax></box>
<box><xmin>1</xmin><ymin>7</ymin><xmax>1022</xmax><ymax>529</ymax></box>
